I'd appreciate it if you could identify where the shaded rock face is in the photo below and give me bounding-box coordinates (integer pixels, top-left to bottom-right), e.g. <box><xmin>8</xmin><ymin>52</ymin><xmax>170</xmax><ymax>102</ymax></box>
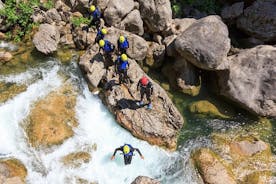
<box><xmin>0</xmin><ymin>51</ymin><xmax>13</xmax><ymax>62</ymax></box>
<box><xmin>192</xmin><ymin>148</ymin><xmax>237</xmax><ymax>184</ymax></box>
<box><xmin>26</xmin><ymin>85</ymin><xmax>78</xmax><ymax>147</ymax></box>
<box><xmin>145</xmin><ymin>42</ymin><xmax>165</xmax><ymax>68</ymax></box>
<box><xmin>0</xmin><ymin>158</ymin><xmax>27</xmax><ymax>184</ymax></box>
<box><xmin>131</xmin><ymin>176</ymin><xmax>160</xmax><ymax>184</ymax></box>
<box><xmin>104</xmin><ymin>0</ymin><xmax>135</xmax><ymax>26</ymax></box>
<box><xmin>221</xmin><ymin>2</ymin><xmax>244</xmax><ymax>21</ymax></box>
<box><xmin>62</xmin><ymin>152</ymin><xmax>91</xmax><ymax>168</ymax></box>
<box><xmin>138</xmin><ymin>0</ymin><xmax>172</xmax><ymax>33</ymax></box>
<box><xmin>237</xmin><ymin>0</ymin><xmax>276</xmax><ymax>42</ymax></box>
<box><xmin>105</xmin><ymin>27</ymin><xmax>148</xmax><ymax>61</ymax></box>
<box><xmin>119</xmin><ymin>10</ymin><xmax>144</xmax><ymax>36</ymax></box>
<box><xmin>72</xmin><ymin>27</ymin><xmax>96</xmax><ymax>50</ymax></box>
<box><xmin>0</xmin><ymin>82</ymin><xmax>27</xmax><ymax>103</ymax></box>
<box><xmin>217</xmin><ymin>45</ymin><xmax>276</xmax><ymax>117</ymax></box>
<box><xmin>33</xmin><ymin>24</ymin><xmax>60</xmax><ymax>54</ymax></box>
<box><xmin>79</xmin><ymin>45</ymin><xmax>184</xmax><ymax>150</ymax></box>
<box><xmin>175</xmin><ymin>15</ymin><xmax>231</xmax><ymax>71</ymax></box>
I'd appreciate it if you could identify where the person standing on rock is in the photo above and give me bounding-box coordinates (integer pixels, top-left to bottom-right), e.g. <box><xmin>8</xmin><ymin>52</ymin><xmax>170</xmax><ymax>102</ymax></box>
<box><xmin>111</xmin><ymin>144</ymin><xmax>144</xmax><ymax>165</ymax></box>
<box><xmin>99</xmin><ymin>39</ymin><xmax>115</xmax><ymax>63</ymax></box>
<box><xmin>89</xmin><ymin>5</ymin><xmax>101</xmax><ymax>29</ymax></box>
<box><xmin>117</xmin><ymin>36</ymin><xmax>129</xmax><ymax>54</ymax></box>
<box><xmin>115</xmin><ymin>54</ymin><xmax>129</xmax><ymax>84</ymax></box>
<box><xmin>95</xmin><ymin>28</ymin><xmax>107</xmax><ymax>43</ymax></box>
<box><xmin>136</xmin><ymin>76</ymin><xmax>153</xmax><ymax>110</ymax></box>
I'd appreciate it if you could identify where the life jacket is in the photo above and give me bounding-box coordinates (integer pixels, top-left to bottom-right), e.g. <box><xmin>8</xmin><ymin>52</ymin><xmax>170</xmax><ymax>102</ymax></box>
<box><xmin>96</xmin><ymin>30</ymin><xmax>104</xmax><ymax>40</ymax></box>
<box><xmin>119</xmin><ymin>39</ymin><xmax>129</xmax><ymax>49</ymax></box>
<box><xmin>117</xmin><ymin>58</ymin><xmax>128</xmax><ymax>70</ymax></box>
<box><xmin>92</xmin><ymin>8</ymin><xmax>101</xmax><ymax>19</ymax></box>
<box><xmin>103</xmin><ymin>41</ymin><xmax>114</xmax><ymax>53</ymax></box>
<box><xmin>123</xmin><ymin>144</ymin><xmax>133</xmax><ymax>156</ymax></box>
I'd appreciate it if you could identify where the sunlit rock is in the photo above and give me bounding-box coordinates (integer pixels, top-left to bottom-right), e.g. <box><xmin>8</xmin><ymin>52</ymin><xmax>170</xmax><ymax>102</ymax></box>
<box><xmin>0</xmin><ymin>82</ymin><xmax>27</xmax><ymax>103</ymax></box>
<box><xmin>0</xmin><ymin>158</ymin><xmax>27</xmax><ymax>184</ymax></box>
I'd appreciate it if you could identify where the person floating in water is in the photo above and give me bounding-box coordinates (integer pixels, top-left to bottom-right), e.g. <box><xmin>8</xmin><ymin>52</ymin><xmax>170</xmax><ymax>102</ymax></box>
<box><xmin>111</xmin><ymin>144</ymin><xmax>144</xmax><ymax>165</ymax></box>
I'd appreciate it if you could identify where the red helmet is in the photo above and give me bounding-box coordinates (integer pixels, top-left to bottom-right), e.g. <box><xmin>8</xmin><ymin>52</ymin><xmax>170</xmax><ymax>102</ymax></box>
<box><xmin>140</xmin><ymin>76</ymin><xmax>148</xmax><ymax>86</ymax></box>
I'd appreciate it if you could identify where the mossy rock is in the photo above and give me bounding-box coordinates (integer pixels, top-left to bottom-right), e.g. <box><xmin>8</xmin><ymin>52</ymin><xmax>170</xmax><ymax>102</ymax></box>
<box><xmin>192</xmin><ymin>148</ymin><xmax>236</xmax><ymax>184</ymax></box>
<box><xmin>0</xmin><ymin>82</ymin><xmax>27</xmax><ymax>103</ymax></box>
<box><xmin>62</xmin><ymin>152</ymin><xmax>91</xmax><ymax>168</ymax></box>
<box><xmin>188</xmin><ymin>100</ymin><xmax>229</xmax><ymax>119</ymax></box>
<box><xmin>25</xmin><ymin>84</ymin><xmax>78</xmax><ymax>148</ymax></box>
<box><xmin>0</xmin><ymin>158</ymin><xmax>27</xmax><ymax>183</ymax></box>
<box><xmin>180</xmin><ymin>85</ymin><xmax>201</xmax><ymax>96</ymax></box>
<box><xmin>241</xmin><ymin>171</ymin><xmax>271</xmax><ymax>184</ymax></box>
<box><xmin>56</xmin><ymin>49</ymin><xmax>79</xmax><ymax>63</ymax></box>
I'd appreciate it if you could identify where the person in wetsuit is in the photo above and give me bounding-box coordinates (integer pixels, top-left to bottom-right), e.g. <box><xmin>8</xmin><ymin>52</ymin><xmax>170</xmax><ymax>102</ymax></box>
<box><xmin>111</xmin><ymin>144</ymin><xmax>144</xmax><ymax>165</ymax></box>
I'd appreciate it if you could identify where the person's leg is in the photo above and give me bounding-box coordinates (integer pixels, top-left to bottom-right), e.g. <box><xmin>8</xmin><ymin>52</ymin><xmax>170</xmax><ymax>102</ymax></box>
<box><xmin>124</xmin><ymin>156</ymin><xmax>132</xmax><ymax>165</ymax></box>
<box><xmin>146</xmin><ymin>90</ymin><xmax>152</xmax><ymax>109</ymax></box>
<box><xmin>119</xmin><ymin>71</ymin><xmax>123</xmax><ymax>84</ymax></box>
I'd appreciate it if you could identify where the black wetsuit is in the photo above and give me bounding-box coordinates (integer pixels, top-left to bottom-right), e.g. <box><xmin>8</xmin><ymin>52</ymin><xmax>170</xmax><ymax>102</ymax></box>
<box><xmin>137</xmin><ymin>80</ymin><xmax>153</xmax><ymax>104</ymax></box>
<box><xmin>112</xmin><ymin>145</ymin><xmax>143</xmax><ymax>165</ymax></box>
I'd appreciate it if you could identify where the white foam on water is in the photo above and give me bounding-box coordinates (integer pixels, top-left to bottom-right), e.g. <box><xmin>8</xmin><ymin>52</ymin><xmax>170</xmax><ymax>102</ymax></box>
<box><xmin>0</xmin><ymin>41</ymin><xmax>18</xmax><ymax>51</ymax></box>
<box><xmin>0</xmin><ymin>61</ymin><xmax>198</xmax><ymax>184</ymax></box>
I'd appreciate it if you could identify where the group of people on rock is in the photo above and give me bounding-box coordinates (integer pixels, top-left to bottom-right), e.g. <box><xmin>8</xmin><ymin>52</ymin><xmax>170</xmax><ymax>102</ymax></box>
<box><xmin>89</xmin><ymin>5</ymin><xmax>154</xmax><ymax>110</ymax></box>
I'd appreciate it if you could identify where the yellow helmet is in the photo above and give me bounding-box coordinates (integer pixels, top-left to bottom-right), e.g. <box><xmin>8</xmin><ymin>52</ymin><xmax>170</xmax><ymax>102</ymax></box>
<box><xmin>99</xmin><ymin>40</ymin><xmax>105</xmax><ymax>47</ymax></box>
<box><xmin>119</xmin><ymin>36</ymin><xmax>125</xmax><ymax>43</ymax></box>
<box><xmin>121</xmin><ymin>54</ymin><xmax>128</xmax><ymax>61</ymax></box>
<box><xmin>90</xmin><ymin>5</ymin><xmax>96</xmax><ymax>12</ymax></box>
<box><xmin>123</xmin><ymin>145</ymin><xmax>130</xmax><ymax>154</ymax></box>
<box><xmin>101</xmin><ymin>28</ymin><xmax>107</xmax><ymax>35</ymax></box>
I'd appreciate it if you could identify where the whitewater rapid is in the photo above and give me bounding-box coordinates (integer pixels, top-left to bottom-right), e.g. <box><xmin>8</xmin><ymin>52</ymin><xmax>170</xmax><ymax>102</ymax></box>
<box><xmin>0</xmin><ymin>60</ymin><xmax>199</xmax><ymax>184</ymax></box>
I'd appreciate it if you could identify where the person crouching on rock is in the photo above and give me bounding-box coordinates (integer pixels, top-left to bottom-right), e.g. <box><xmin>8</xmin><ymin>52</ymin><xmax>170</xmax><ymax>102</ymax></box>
<box><xmin>117</xmin><ymin>35</ymin><xmax>129</xmax><ymax>54</ymax></box>
<box><xmin>89</xmin><ymin>5</ymin><xmax>101</xmax><ymax>29</ymax></box>
<box><xmin>111</xmin><ymin>144</ymin><xmax>144</xmax><ymax>165</ymax></box>
<box><xmin>99</xmin><ymin>39</ymin><xmax>115</xmax><ymax>64</ymax></box>
<box><xmin>115</xmin><ymin>54</ymin><xmax>129</xmax><ymax>84</ymax></box>
<box><xmin>136</xmin><ymin>76</ymin><xmax>153</xmax><ymax>110</ymax></box>
<box><xmin>95</xmin><ymin>28</ymin><xmax>107</xmax><ymax>43</ymax></box>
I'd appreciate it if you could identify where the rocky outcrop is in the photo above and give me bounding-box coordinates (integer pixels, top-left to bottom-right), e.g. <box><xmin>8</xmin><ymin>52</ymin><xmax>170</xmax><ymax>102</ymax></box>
<box><xmin>33</xmin><ymin>24</ymin><xmax>60</xmax><ymax>54</ymax></box>
<box><xmin>221</xmin><ymin>2</ymin><xmax>244</xmax><ymax>21</ymax></box>
<box><xmin>237</xmin><ymin>0</ymin><xmax>276</xmax><ymax>42</ymax></box>
<box><xmin>119</xmin><ymin>10</ymin><xmax>144</xmax><ymax>36</ymax></box>
<box><xmin>79</xmin><ymin>45</ymin><xmax>184</xmax><ymax>150</ymax></box>
<box><xmin>105</xmin><ymin>27</ymin><xmax>148</xmax><ymax>61</ymax></box>
<box><xmin>72</xmin><ymin>27</ymin><xmax>96</xmax><ymax>50</ymax></box>
<box><xmin>217</xmin><ymin>45</ymin><xmax>276</xmax><ymax>117</ymax></box>
<box><xmin>59</xmin><ymin>23</ymin><xmax>75</xmax><ymax>48</ymax></box>
<box><xmin>175</xmin><ymin>15</ymin><xmax>231</xmax><ymax>71</ymax></box>
<box><xmin>104</xmin><ymin>0</ymin><xmax>135</xmax><ymax>26</ymax></box>
<box><xmin>192</xmin><ymin>148</ymin><xmax>236</xmax><ymax>184</ymax></box>
<box><xmin>94</xmin><ymin>0</ymin><xmax>110</xmax><ymax>11</ymax></box>
<box><xmin>62</xmin><ymin>152</ymin><xmax>91</xmax><ymax>168</ymax></box>
<box><xmin>0</xmin><ymin>158</ymin><xmax>27</xmax><ymax>184</ymax></box>
<box><xmin>163</xmin><ymin>18</ymin><xmax>196</xmax><ymax>37</ymax></box>
<box><xmin>137</xmin><ymin>0</ymin><xmax>172</xmax><ymax>33</ymax></box>
<box><xmin>26</xmin><ymin>84</ymin><xmax>78</xmax><ymax>147</ymax></box>
<box><xmin>46</xmin><ymin>8</ymin><xmax>62</xmax><ymax>24</ymax></box>
<box><xmin>0</xmin><ymin>82</ymin><xmax>27</xmax><ymax>103</ymax></box>
<box><xmin>189</xmin><ymin>100</ymin><xmax>229</xmax><ymax>119</ymax></box>
<box><xmin>131</xmin><ymin>176</ymin><xmax>160</xmax><ymax>184</ymax></box>
<box><xmin>0</xmin><ymin>51</ymin><xmax>13</xmax><ymax>62</ymax></box>
<box><xmin>145</xmin><ymin>42</ymin><xmax>165</xmax><ymax>68</ymax></box>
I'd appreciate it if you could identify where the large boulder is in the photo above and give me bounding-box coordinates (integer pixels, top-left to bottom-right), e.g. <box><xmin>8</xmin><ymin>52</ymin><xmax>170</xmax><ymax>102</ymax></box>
<box><xmin>104</xmin><ymin>0</ymin><xmax>134</xmax><ymax>26</ymax></box>
<box><xmin>137</xmin><ymin>0</ymin><xmax>172</xmax><ymax>33</ymax></box>
<box><xmin>105</xmin><ymin>27</ymin><xmax>148</xmax><ymax>61</ymax></box>
<box><xmin>217</xmin><ymin>45</ymin><xmax>276</xmax><ymax>117</ymax></box>
<box><xmin>33</xmin><ymin>24</ymin><xmax>60</xmax><ymax>54</ymax></box>
<box><xmin>0</xmin><ymin>158</ymin><xmax>27</xmax><ymax>184</ymax></box>
<box><xmin>119</xmin><ymin>10</ymin><xmax>144</xmax><ymax>36</ymax></box>
<box><xmin>175</xmin><ymin>15</ymin><xmax>231</xmax><ymax>70</ymax></box>
<box><xmin>131</xmin><ymin>176</ymin><xmax>160</xmax><ymax>184</ymax></box>
<box><xmin>163</xmin><ymin>18</ymin><xmax>196</xmax><ymax>37</ymax></box>
<box><xmin>79</xmin><ymin>49</ymin><xmax>184</xmax><ymax>150</ymax></box>
<box><xmin>192</xmin><ymin>148</ymin><xmax>237</xmax><ymax>184</ymax></box>
<box><xmin>237</xmin><ymin>0</ymin><xmax>276</xmax><ymax>42</ymax></box>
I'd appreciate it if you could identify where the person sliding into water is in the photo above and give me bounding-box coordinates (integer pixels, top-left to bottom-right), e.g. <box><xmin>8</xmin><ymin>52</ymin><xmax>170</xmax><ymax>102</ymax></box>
<box><xmin>111</xmin><ymin>144</ymin><xmax>144</xmax><ymax>165</ymax></box>
<box><xmin>115</xmin><ymin>54</ymin><xmax>129</xmax><ymax>84</ymax></box>
<box><xmin>136</xmin><ymin>76</ymin><xmax>153</xmax><ymax>110</ymax></box>
<box><xmin>89</xmin><ymin>5</ymin><xmax>101</xmax><ymax>29</ymax></box>
<box><xmin>117</xmin><ymin>35</ymin><xmax>129</xmax><ymax>54</ymax></box>
<box><xmin>95</xmin><ymin>28</ymin><xmax>107</xmax><ymax>43</ymax></box>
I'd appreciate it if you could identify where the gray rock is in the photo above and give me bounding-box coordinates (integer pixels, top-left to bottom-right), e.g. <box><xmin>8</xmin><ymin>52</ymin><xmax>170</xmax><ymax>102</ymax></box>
<box><xmin>138</xmin><ymin>0</ymin><xmax>172</xmax><ymax>33</ymax></box>
<box><xmin>237</xmin><ymin>0</ymin><xmax>276</xmax><ymax>42</ymax></box>
<box><xmin>163</xmin><ymin>18</ymin><xmax>196</xmax><ymax>37</ymax></box>
<box><xmin>55</xmin><ymin>0</ymin><xmax>71</xmax><ymax>12</ymax></box>
<box><xmin>162</xmin><ymin>35</ymin><xmax>177</xmax><ymax>57</ymax></box>
<box><xmin>105</xmin><ymin>27</ymin><xmax>148</xmax><ymax>61</ymax></box>
<box><xmin>119</xmin><ymin>10</ymin><xmax>144</xmax><ymax>36</ymax></box>
<box><xmin>145</xmin><ymin>42</ymin><xmax>165</xmax><ymax>68</ymax></box>
<box><xmin>46</xmin><ymin>8</ymin><xmax>62</xmax><ymax>24</ymax></box>
<box><xmin>104</xmin><ymin>0</ymin><xmax>134</xmax><ymax>26</ymax></box>
<box><xmin>0</xmin><ymin>51</ymin><xmax>12</xmax><ymax>63</ymax></box>
<box><xmin>221</xmin><ymin>2</ymin><xmax>244</xmax><ymax>20</ymax></box>
<box><xmin>72</xmin><ymin>27</ymin><xmax>96</xmax><ymax>50</ymax></box>
<box><xmin>0</xmin><ymin>0</ymin><xmax>4</xmax><ymax>9</ymax></box>
<box><xmin>33</xmin><ymin>24</ymin><xmax>60</xmax><ymax>54</ymax></box>
<box><xmin>31</xmin><ymin>9</ymin><xmax>47</xmax><ymax>23</ymax></box>
<box><xmin>175</xmin><ymin>15</ymin><xmax>231</xmax><ymax>70</ymax></box>
<box><xmin>217</xmin><ymin>45</ymin><xmax>276</xmax><ymax>117</ymax></box>
<box><xmin>131</xmin><ymin>176</ymin><xmax>160</xmax><ymax>184</ymax></box>
<box><xmin>94</xmin><ymin>0</ymin><xmax>110</xmax><ymax>11</ymax></box>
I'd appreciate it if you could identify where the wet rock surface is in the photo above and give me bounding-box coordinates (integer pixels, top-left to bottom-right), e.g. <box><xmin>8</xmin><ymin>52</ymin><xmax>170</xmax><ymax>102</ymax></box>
<box><xmin>0</xmin><ymin>158</ymin><xmax>27</xmax><ymax>184</ymax></box>
<box><xmin>0</xmin><ymin>82</ymin><xmax>27</xmax><ymax>103</ymax></box>
<box><xmin>131</xmin><ymin>176</ymin><xmax>160</xmax><ymax>184</ymax></box>
<box><xmin>62</xmin><ymin>152</ymin><xmax>91</xmax><ymax>168</ymax></box>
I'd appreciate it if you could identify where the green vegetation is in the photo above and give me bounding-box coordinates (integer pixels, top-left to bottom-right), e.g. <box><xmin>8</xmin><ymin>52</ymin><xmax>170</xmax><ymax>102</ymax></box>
<box><xmin>0</xmin><ymin>0</ymin><xmax>53</xmax><ymax>42</ymax></box>
<box><xmin>171</xmin><ymin>0</ymin><xmax>221</xmax><ymax>18</ymax></box>
<box><xmin>71</xmin><ymin>17</ymin><xmax>91</xmax><ymax>27</ymax></box>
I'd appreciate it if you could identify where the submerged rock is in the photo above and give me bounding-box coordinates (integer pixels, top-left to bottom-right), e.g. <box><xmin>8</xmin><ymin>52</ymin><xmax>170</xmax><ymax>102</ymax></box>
<box><xmin>0</xmin><ymin>158</ymin><xmax>27</xmax><ymax>184</ymax></box>
<box><xmin>62</xmin><ymin>152</ymin><xmax>91</xmax><ymax>168</ymax></box>
<box><xmin>189</xmin><ymin>100</ymin><xmax>229</xmax><ymax>119</ymax></box>
<box><xmin>0</xmin><ymin>82</ymin><xmax>27</xmax><ymax>103</ymax></box>
<box><xmin>33</xmin><ymin>24</ymin><xmax>60</xmax><ymax>54</ymax></box>
<box><xmin>217</xmin><ymin>45</ymin><xmax>276</xmax><ymax>117</ymax></box>
<box><xmin>192</xmin><ymin>148</ymin><xmax>236</xmax><ymax>184</ymax></box>
<box><xmin>175</xmin><ymin>15</ymin><xmax>231</xmax><ymax>70</ymax></box>
<box><xmin>131</xmin><ymin>176</ymin><xmax>160</xmax><ymax>184</ymax></box>
<box><xmin>26</xmin><ymin>84</ymin><xmax>77</xmax><ymax>148</ymax></box>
